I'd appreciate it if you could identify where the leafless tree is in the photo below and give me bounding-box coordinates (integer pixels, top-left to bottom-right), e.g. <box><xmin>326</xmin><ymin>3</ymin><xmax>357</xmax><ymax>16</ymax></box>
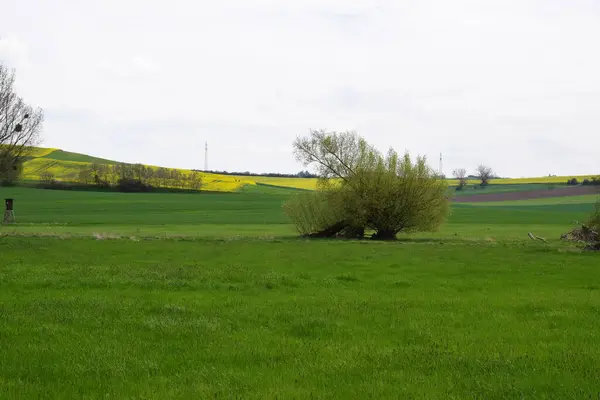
<box><xmin>476</xmin><ymin>164</ymin><xmax>494</xmax><ymax>186</ymax></box>
<box><xmin>0</xmin><ymin>63</ymin><xmax>44</xmax><ymax>185</ymax></box>
<box><xmin>452</xmin><ymin>168</ymin><xmax>468</xmax><ymax>189</ymax></box>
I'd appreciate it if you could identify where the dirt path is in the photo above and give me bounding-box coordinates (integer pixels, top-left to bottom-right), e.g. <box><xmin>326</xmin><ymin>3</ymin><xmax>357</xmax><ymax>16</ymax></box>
<box><xmin>453</xmin><ymin>186</ymin><xmax>600</xmax><ymax>203</ymax></box>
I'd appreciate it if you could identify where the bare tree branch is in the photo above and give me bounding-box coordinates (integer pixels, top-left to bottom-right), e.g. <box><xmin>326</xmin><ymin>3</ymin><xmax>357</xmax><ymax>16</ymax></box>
<box><xmin>475</xmin><ymin>165</ymin><xmax>494</xmax><ymax>186</ymax></box>
<box><xmin>0</xmin><ymin>63</ymin><xmax>44</xmax><ymax>185</ymax></box>
<box><xmin>453</xmin><ymin>168</ymin><xmax>468</xmax><ymax>188</ymax></box>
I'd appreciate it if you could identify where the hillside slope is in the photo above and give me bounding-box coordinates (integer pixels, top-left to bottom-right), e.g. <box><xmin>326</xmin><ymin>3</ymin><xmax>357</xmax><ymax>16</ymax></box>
<box><xmin>18</xmin><ymin>147</ymin><xmax>598</xmax><ymax>194</ymax></box>
<box><xmin>21</xmin><ymin>148</ymin><xmax>250</xmax><ymax>192</ymax></box>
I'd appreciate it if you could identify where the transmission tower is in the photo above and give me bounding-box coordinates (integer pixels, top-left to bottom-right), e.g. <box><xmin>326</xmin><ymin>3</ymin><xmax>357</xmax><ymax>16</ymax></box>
<box><xmin>204</xmin><ymin>141</ymin><xmax>208</xmax><ymax>171</ymax></box>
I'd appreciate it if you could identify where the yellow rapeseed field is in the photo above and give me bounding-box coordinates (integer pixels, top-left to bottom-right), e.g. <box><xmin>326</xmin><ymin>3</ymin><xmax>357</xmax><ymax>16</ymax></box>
<box><xmin>243</xmin><ymin>175</ymin><xmax>597</xmax><ymax>190</ymax></box>
<box><xmin>18</xmin><ymin>147</ymin><xmax>597</xmax><ymax>192</ymax></box>
<box><xmin>234</xmin><ymin>176</ymin><xmax>319</xmax><ymax>190</ymax></box>
<box><xmin>21</xmin><ymin>158</ymin><xmax>250</xmax><ymax>192</ymax></box>
<box><xmin>22</xmin><ymin>158</ymin><xmax>88</xmax><ymax>181</ymax></box>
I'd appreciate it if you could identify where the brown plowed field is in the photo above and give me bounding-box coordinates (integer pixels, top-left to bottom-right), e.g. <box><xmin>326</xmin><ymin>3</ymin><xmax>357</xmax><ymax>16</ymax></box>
<box><xmin>453</xmin><ymin>186</ymin><xmax>600</xmax><ymax>203</ymax></box>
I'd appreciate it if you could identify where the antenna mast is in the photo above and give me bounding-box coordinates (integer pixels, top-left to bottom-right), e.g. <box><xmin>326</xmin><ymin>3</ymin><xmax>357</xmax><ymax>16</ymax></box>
<box><xmin>439</xmin><ymin>153</ymin><xmax>443</xmax><ymax>177</ymax></box>
<box><xmin>204</xmin><ymin>141</ymin><xmax>208</xmax><ymax>171</ymax></box>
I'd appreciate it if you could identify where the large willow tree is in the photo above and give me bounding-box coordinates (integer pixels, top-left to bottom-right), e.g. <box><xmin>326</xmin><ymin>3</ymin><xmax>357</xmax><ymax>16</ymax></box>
<box><xmin>283</xmin><ymin>129</ymin><xmax>451</xmax><ymax>240</ymax></box>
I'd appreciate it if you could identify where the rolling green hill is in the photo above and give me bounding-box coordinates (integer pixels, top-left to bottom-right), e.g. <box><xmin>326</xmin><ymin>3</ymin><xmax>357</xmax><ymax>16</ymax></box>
<box><xmin>14</xmin><ymin>146</ymin><xmax>599</xmax><ymax>196</ymax></box>
<box><xmin>40</xmin><ymin>149</ymin><xmax>119</xmax><ymax>164</ymax></box>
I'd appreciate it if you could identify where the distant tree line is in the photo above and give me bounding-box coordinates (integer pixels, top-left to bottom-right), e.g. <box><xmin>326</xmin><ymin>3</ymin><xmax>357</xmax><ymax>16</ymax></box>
<box><xmin>193</xmin><ymin>169</ymin><xmax>318</xmax><ymax>178</ymax></box>
<box><xmin>41</xmin><ymin>162</ymin><xmax>203</xmax><ymax>193</ymax></box>
<box><xmin>567</xmin><ymin>177</ymin><xmax>600</xmax><ymax>186</ymax></box>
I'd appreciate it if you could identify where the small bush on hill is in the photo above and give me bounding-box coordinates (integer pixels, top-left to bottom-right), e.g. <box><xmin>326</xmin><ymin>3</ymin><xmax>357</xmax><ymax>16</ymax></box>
<box><xmin>567</xmin><ymin>178</ymin><xmax>579</xmax><ymax>185</ymax></box>
<box><xmin>40</xmin><ymin>171</ymin><xmax>55</xmax><ymax>184</ymax></box>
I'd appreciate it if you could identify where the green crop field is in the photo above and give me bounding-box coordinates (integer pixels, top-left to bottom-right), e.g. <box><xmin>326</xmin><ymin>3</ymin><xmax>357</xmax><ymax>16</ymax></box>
<box><xmin>1</xmin><ymin>184</ymin><xmax>600</xmax><ymax>398</ymax></box>
<box><xmin>451</xmin><ymin>183</ymin><xmax>562</xmax><ymax>196</ymax></box>
<box><xmin>465</xmin><ymin>194</ymin><xmax>600</xmax><ymax>206</ymax></box>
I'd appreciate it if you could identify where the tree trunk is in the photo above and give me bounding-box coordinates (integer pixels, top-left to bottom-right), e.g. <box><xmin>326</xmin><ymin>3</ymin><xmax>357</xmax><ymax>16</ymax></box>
<box><xmin>306</xmin><ymin>220</ymin><xmax>349</xmax><ymax>238</ymax></box>
<box><xmin>371</xmin><ymin>229</ymin><xmax>397</xmax><ymax>241</ymax></box>
<box><xmin>341</xmin><ymin>225</ymin><xmax>365</xmax><ymax>239</ymax></box>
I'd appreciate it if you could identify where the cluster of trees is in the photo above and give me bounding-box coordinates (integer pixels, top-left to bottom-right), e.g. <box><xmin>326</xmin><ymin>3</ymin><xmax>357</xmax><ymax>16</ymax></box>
<box><xmin>283</xmin><ymin>129</ymin><xmax>451</xmax><ymax>240</ymax></box>
<box><xmin>195</xmin><ymin>169</ymin><xmax>318</xmax><ymax>178</ymax></box>
<box><xmin>452</xmin><ymin>165</ymin><xmax>495</xmax><ymax>190</ymax></box>
<box><xmin>41</xmin><ymin>162</ymin><xmax>203</xmax><ymax>192</ymax></box>
<box><xmin>0</xmin><ymin>63</ymin><xmax>44</xmax><ymax>186</ymax></box>
<box><xmin>567</xmin><ymin>177</ymin><xmax>600</xmax><ymax>186</ymax></box>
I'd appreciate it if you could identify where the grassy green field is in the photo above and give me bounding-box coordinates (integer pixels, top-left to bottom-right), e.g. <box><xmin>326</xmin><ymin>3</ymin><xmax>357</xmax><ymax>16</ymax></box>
<box><xmin>1</xmin><ymin>184</ymin><xmax>600</xmax><ymax>398</ymax></box>
<box><xmin>0</xmin><ymin>185</ymin><xmax>595</xmax><ymax>240</ymax></box>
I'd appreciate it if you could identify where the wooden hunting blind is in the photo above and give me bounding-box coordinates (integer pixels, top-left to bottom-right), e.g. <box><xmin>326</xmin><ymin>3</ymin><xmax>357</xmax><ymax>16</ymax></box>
<box><xmin>3</xmin><ymin>198</ymin><xmax>15</xmax><ymax>224</ymax></box>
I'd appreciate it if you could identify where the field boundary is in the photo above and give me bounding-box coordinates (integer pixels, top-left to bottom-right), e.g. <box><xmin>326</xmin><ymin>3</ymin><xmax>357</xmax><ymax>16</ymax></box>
<box><xmin>254</xmin><ymin>182</ymin><xmax>312</xmax><ymax>192</ymax></box>
<box><xmin>453</xmin><ymin>185</ymin><xmax>600</xmax><ymax>203</ymax></box>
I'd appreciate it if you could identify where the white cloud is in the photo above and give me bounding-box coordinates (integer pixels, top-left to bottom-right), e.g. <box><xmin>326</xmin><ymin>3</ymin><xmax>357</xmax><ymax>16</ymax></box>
<box><xmin>1</xmin><ymin>0</ymin><xmax>600</xmax><ymax>176</ymax></box>
<box><xmin>98</xmin><ymin>55</ymin><xmax>161</xmax><ymax>78</ymax></box>
<box><xmin>0</xmin><ymin>36</ymin><xmax>30</xmax><ymax>69</ymax></box>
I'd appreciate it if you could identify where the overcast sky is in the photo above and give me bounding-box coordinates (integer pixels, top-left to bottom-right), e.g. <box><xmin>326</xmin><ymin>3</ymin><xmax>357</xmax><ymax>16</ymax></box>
<box><xmin>1</xmin><ymin>0</ymin><xmax>599</xmax><ymax>177</ymax></box>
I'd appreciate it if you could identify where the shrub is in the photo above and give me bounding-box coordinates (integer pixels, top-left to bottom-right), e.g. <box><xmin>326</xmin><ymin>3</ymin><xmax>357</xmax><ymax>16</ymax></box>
<box><xmin>562</xmin><ymin>199</ymin><xmax>600</xmax><ymax>251</ymax></box>
<box><xmin>284</xmin><ymin>130</ymin><xmax>451</xmax><ymax>240</ymax></box>
<box><xmin>589</xmin><ymin>200</ymin><xmax>600</xmax><ymax>232</ymax></box>
<box><xmin>283</xmin><ymin>189</ymin><xmax>347</xmax><ymax>237</ymax></box>
<box><xmin>116</xmin><ymin>178</ymin><xmax>152</xmax><ymax>193</ymax></box>
<box><xmin>40</xmin><ymin>171</ymin><xmax>55</xmax><ymax>184</ymax></box>
<box><xmin>567</xmin><ymin>178</ymin><xmax>579</xmax><ymax>185</ymax></box>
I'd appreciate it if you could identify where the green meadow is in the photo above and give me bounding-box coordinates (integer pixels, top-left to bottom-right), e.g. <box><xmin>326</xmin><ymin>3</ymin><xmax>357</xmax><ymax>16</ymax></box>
<box><xmin>1</xmin><ymin>184</ymin><xmax>600</xmax><ymax>399</ymax></box>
